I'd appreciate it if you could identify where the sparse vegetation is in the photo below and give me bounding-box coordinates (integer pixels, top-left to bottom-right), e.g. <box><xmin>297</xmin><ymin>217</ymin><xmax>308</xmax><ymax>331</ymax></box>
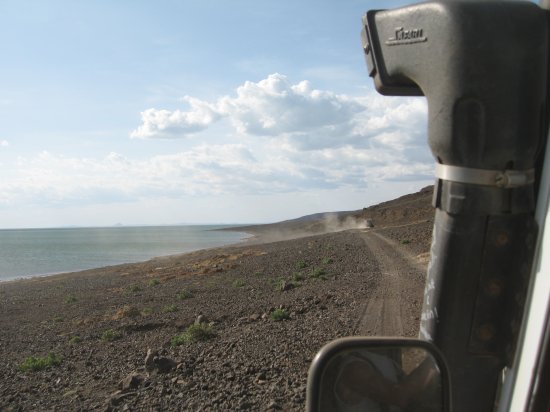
<box><xmin>142</xmin><ymin>307</ymin><xmax>154</xmax><ymax>315</ymax></box>
<box><xmin>101</xmin><ymin>329</ymin><xmax>121</xmax><ymax>342</ymax></box>
<box><xmin>69</xmin><ymin>335</ymin><xmax>82</xmax><ymax>344</ymax></box>
<box><xmin>176</xmin><ymin>288</ymin><xmax>193</xmax><ymax>299</ymax></box>
<box><xmin>232</xmin><ymin>278</ymin><xmax>246</xmax><ymax>288</ymax></box>
<box><xmin>65</xmin><ymin>295</ymin><xmax>77</xmax><ymax>304</ymax></box>
<box><xmin>129</xmin><ymin>284</ymin><xmax>142</xmax><ymax>293</ymax></box>
<box><xmin>296</xmin><ymin>261</ymin><xmax>308</xmax><ymax>269</ymax></box>
<box><xmin>148</xmin><ymin>279</ymin><xmax>161</xmax><ymax>287</ymax></box>
<box><xmin>171</xmin><ymin>323</ymin><xmax>216</xmax><ymax>346</ymax></box>
<box><xmin>270</xmin><ymin>308</ymin><xmax>290</xmax><ymax>321</ymax></box>
<box><xmin>163</xmin><ymin>304</ymin><xmax>178</xmax><ymax>313</ymax></box>
<box><xmin>53</xmin><ymin>315</ymin><xmax>64</xmax><ymax>323</ymax></box>
<box><xmin>20</xmin><ymin>353</ymin><xmax>62</xmax><ymax>372</ymax></box>
<box><xmin>254</xmin><ymin>272</ymin><xmax>264</xmax><ymax>276</ymax></box>
<box><xmin>272</xmin><ymin>277</ymin><xmax>293</xmax><ymax>291</ymax></box>
<box><xmin>322</xmin><ymin>257</ymin><xmax>334</xmax><ymax>264</ymax></box>
<box><xmin>401</xmin><ymin>239</ymin><xmax>411</xmax><ymax>244</ymax></box>
<box><xmin>311</xmin><ymin>268</ymin><xmax>327</xmax><ymax>280</ymax></box>
<box><xmin>113</xmin><ymin>305</ymin><xmax>141</xmax><ymax>319</ymax></box>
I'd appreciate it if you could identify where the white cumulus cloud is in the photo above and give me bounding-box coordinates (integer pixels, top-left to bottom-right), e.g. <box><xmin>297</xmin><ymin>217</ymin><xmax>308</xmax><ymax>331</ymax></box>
<box><xmin>130</xmin><ymin>96</ymin><xmax>220</xmax><ymax>139</ymax></box>
<box><xmin>0</xmin><ymin>140</ymin><xmax>8</xmax><ymax>147</ymax></box>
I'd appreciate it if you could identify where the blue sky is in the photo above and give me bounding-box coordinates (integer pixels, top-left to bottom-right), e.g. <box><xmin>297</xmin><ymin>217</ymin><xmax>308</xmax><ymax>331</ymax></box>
<box><xmin>0</xmin><ymin>0</ymin><xmax>434</xmax><ymax>228</ymax></box>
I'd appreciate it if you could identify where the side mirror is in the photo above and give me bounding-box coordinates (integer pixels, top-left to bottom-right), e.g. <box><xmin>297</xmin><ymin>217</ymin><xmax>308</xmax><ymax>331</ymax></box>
<box><xmin>307</xmin><ymin>337</ymin><xmax>451</xmax><ymax>411</ymax></box>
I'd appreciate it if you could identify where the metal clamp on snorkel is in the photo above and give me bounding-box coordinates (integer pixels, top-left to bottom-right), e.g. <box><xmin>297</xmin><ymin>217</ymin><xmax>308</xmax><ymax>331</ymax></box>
<box><xmin>434</xmin><ymin>164</ymin><xmax>536</xmax><ymax>189</ymax></box>
<box><xmin>362</xmin><ymin>2</ymin><xmax>547</xmax><ymax>411</ymax></box>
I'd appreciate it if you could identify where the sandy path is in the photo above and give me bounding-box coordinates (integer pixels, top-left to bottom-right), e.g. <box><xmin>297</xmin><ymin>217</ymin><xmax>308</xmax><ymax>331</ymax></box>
<box><xmin>356</xmin><ymin>230</ymin><xmax>426</xmax><ymax>337</ymax></box>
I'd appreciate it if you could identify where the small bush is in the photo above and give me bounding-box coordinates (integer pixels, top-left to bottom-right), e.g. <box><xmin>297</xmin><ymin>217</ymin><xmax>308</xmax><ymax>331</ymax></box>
<box><xmin>311</xmin><ymin>268</ymin><xmax>327</xmax><ymax>280</ymax></box>
<box><xmin>254</xmin><ymin>272</ymin><xmax>264</xmax><ymax>276</ymax></box>
<box><xmin>20</xmin><ymin>353</ymin><xmax>62</xmax><ymax>372</ymax></box>
<box><xmin>101</xmin><ymin>329</ymin><xmax>121</xmax><ymax>342</ymax></box>
<box><xmin>322</xmin><ymin>257</ymin><xmax>334</xmax><ymax>265</ymax></box>
<box><xmin>163</xmin><ymin>304</ymin><xmax>178</xmax><ymax>313</ymax></box>
<box><xmin>65</xmin><ymin>295</ymin><xmax>77</xmax><ymax>304</ymax></box>
<box><xmin>129</xmin><ymin>285</ymin><xmax>142</xmax><ymax>293</ymax></box>
<box><xmin>148</xmin><ymin>279</ymin><xmax>161</xmax><ymax>287</ymax></box>
<box><xmin>232</xmin><ymin>279</ymin><xmax>246</xmax><ymax>288</ymax></box>
<box><xmin>113</xmin><ymin>305</ymin><xmax>141</xmax><ymax>319</ymax></box>
<box><xmin>52</xmin><ymin>315</ymin><xmax>64</xmax><ymax>323</ymax></box>
<box><xmin>176</xmin><ymin>288</ymin><xmax>193</xmax><ymax>300</ymax></box>
<box><xmin>171</xmin><ymin>323</ymin><xmax>216</xmax><ymax>346</ymax></box>
<box><xmin>270</xmin><ymin>308</ymin><xmax>289</xmax><ymax>321</ymax></box>
<box><xmin>69</xmin><ymin>336</ymin><xmax>82</xmax><ymax>344</ymax></box>
<box><xmin>142</xmin><ymin>307</ymin><xmax>154</xmax><ymax>315</ymax></box>
<box><xmin>401</xmin><ymin>239</ymin><xmax>411</xmax><ymax>245</ymax></box>
<box><xmin>296</xmin><ymin>261</ymin><xmax>308</xmax><ymax>269</ymax></box>
<box><xmin>272</xmin><ymin>277</ymin><xmax>291</xmax><ymax>292</ymax></box>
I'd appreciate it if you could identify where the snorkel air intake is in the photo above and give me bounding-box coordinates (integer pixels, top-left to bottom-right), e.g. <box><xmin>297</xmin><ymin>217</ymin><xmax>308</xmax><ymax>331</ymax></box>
<box><xmin>362</xmin><ymin>2</ymin><xmax>548</xmax><ymax>410</ymax></box>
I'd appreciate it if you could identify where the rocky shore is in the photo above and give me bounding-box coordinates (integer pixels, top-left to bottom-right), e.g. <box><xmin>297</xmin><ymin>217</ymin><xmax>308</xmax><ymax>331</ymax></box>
<box><xmin>0</xmin><ymin>188</ymin><xmax>433</xmax><ymax>411</ymax></box>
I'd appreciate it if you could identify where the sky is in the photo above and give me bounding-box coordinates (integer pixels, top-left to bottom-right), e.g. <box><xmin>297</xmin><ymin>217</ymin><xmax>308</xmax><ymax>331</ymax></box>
<box><xmin>0</xmin><ymin>0</ymin><xmax>434</xmax><ymax>229</ymax></box>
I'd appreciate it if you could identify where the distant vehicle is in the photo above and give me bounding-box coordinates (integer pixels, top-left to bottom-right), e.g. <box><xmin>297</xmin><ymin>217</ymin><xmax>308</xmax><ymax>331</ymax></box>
<box><xmin>307</xmin><ymin>1</ymin><xmax>550</xmax><ymax>411</ymax></box>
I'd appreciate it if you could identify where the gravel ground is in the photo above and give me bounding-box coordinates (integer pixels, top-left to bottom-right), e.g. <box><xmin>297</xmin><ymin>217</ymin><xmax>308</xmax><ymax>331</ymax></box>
<box><xmin>0</xmin><ymin>219</ymin><xmax>432</xmax><ymax>411</ymax></box>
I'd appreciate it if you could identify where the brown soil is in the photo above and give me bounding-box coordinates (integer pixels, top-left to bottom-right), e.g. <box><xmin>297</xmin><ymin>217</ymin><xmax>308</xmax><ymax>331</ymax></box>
<box><xmin>0</xmin><ymin>186</ymin><xmax>434</xmax><ymax>411</ymax></box>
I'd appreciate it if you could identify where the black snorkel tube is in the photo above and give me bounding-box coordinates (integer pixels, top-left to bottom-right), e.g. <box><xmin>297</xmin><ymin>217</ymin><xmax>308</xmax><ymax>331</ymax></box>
<box><xmin>362</xmin><ymin>2</ymin><xmax>548</xmax><ymax>410</ymax></box>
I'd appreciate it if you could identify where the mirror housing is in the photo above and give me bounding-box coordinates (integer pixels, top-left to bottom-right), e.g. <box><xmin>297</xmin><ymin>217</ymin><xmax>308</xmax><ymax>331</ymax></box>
<box><xmin>307</xmin><ymin>337</ymin><xmax>451</xmax><ymax>411</ymax></box>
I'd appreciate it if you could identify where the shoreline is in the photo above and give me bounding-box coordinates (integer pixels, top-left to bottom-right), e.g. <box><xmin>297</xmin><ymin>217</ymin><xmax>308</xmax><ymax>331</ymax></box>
<box><xmin>0</xmin><ymin>227</ymin><xmax>254</xmax><ymax>284</ymax></box>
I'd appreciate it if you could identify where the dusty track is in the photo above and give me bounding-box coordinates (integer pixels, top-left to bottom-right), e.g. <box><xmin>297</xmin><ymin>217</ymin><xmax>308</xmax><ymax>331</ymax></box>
<box><xmin>355</xmin><ymin>230</ymin><xmax>426</xmax><ymax>337</ymax></box>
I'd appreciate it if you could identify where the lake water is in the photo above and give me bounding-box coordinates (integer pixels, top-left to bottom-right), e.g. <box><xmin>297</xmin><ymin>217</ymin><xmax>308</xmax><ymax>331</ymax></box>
<box><xmin>0</xmin><ymin>225</ymin><xmax>250</xmax><ymax>281</ymax></box>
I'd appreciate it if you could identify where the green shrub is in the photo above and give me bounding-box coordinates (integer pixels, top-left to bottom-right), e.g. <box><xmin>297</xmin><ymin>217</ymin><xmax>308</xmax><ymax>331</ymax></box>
<box><xmin>101</xmin><ymin>329</ymin><xmax>121</xmax><ymax>342</ymax></box>
<box><xmin>254</xmin><ymin>272</ymin><xmax>264</xmax><ymax>276</ymax></box>
<box><xmin>401</xmin><ymin>239</ymin><xmax>411</xmax><ymax>245</ymax></box>
<box><xmin>272</xmin><ymin>277</ymin><xmax>292</xmax><ymax>292</ymax></box>
<box><xmin>163</xmin><ymin>304</ymin><xmax>178</xmax><ymax>313</ymax></box>
<box><xmin>270</xmin><ymin>308</ymin><xmax>289</xmax><ymax>321</ymax></box>
<box><xmin>69</xmin><ymin>336</ymin><xmax>81</xmax><ymax>344</ymax></box>
<box><xmin>296</xmin><ymin>261</ymin><xmax>308</xmax><ymax>269</ymax></box>
<box><xmin>322</xmin><ymin>257</ymin><xmax>334</xmax><ymax>265</ymax></box>
<box><xmin>176</xmin><ymin>288</ymin><xmax>193</xmax><ymax>299</ymax></box>
<box><xmin>52</xmin><ymin>315</ymin><xmax>64</xmax><ymax>323</ymax></box>
<box><xmin>232</xmin><ymin>279</ymin><xmax>246</xmax><ymax>288</ymax></box>
<box><xmin>142</xmin><ymin>307</ymin><xmax>154</xmax><ymax>315</ymax></box>
<box><xmin>129</xmin><ymin>285</ymin><xmax>142</xmax><ymax>293</ymax></box>
<box><xmin>171</xmin><ymin>323</ymin><xmax>216</xmax><ymax>346</ymax></box>
<box><xmin>148</xmin><ymin>279</ymin><xmax>161</xmax><ymax>287</ymax></box>
<box><xmin>311</xmin><ymin>268</ymin><xmax>327</xmax><ymax>280</ymax></box>
<box><xmin>65</xmin><ymin>295</ymin><xmax>77</xmax><ymax>304</ymax></box>
<box><xmin>20</xmin><ymin>353</ymin><xmax>62</xmax><ymax>372</ymax></box>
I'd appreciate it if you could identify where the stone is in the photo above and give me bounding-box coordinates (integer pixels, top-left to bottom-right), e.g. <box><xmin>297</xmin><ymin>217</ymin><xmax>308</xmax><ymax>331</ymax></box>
<box><xmin>145</xmin><ymin>349</ymin><xmax>157</xmax><ymax>372</ymax></box>
<box><xmin>267</xmin><ymin>400</ymin><xmax>281</xmax><ymax>410</ymax></box>
<box><xmin>195</xmin><ymin>314</ymin><xmax>208</xmax><ymax>325</ymax></box>
<box><xmin>154</xmin><ymin>356</ymin><xmax>177</xmax><ymax>373</ymax></box>
<box><xmin>119</xmin><ymin>372</ymin><xmax>144</xmax><ymax>391</ymax></box>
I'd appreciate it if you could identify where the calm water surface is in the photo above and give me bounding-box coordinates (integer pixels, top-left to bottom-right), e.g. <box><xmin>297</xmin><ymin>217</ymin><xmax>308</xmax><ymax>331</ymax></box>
<box><xmin>0</xmin><ymin>225</ymin><xmax>250</xmax><ymax>281</ymax></box>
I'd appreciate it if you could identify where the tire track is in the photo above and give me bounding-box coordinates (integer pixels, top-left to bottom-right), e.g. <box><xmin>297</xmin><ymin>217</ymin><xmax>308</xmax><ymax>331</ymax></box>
<box><xmin>355</xmin><ymin>230</ymin><xmax>427</xmax><ymax>337</ymax></box>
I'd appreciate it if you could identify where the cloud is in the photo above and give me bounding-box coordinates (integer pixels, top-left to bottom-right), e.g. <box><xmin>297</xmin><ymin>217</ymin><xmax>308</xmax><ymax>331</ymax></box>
<box><xmin>130</xmin><ymin>96</ymin><xmax>220</xmax><ymax>139</ymax></box>
<box><xmin>2</xmin><ymin>74</ymin><xmax>433</xmax><ymax>209</ymax></box>
<box><xmin>0</xmin><ymin>140</ymin><xmax>8</xmax><ymax>147</ymax></box>
<box><xmin>131</xmin><ymin>73</ymin><xmax>367</xmax><ymax>144</ymax></box>
<box><xmin>217</xmin><ymin>73</ymin><xmax>363</xmax><ymax>137</ymax></box>
<box><xmin>0</xmin><ymin>139</ymin><xmax>433</xmax><ymax>208</ymax></box>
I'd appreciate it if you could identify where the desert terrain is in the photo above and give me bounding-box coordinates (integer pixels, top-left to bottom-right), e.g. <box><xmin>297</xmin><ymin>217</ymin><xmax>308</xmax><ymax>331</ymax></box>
<box><xmin>0</xmin><ymin>186</ymin><xmax>434</xmax><ymax>411</ymax></box>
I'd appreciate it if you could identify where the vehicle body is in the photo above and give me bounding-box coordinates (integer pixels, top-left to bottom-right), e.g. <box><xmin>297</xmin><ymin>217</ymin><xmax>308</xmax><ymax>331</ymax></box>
<box><xmin>308</xmin><ymin>1</ymin><xmax>550</xmax><ymax>410</ymax></box>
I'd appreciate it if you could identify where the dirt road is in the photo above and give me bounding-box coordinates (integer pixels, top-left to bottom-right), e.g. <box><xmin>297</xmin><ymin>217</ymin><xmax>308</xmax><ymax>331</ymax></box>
<box><xmin>356</xmin><ymin>230</ymin><xmax>427</xmax><ymax>337</ymax></box>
